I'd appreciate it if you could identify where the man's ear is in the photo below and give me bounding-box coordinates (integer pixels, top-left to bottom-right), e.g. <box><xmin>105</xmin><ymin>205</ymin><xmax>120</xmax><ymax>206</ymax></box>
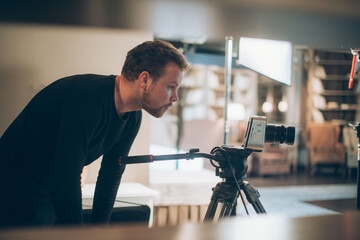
<box><xmin>138</xmin><ymin>71</ymin><xmax>150</xmax><ymax>90</ymax></box>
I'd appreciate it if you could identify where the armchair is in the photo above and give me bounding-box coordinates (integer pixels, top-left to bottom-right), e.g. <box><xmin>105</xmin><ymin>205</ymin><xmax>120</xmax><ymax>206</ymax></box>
<box><xmin>304</xmin><ymin>122</ymin><xmax>346</xmax><ymax>174</ymax></box>
<box><xmin>250</xmin><ymin>143</ymin><xmax>289</xmax><ymax>176</ymax></box>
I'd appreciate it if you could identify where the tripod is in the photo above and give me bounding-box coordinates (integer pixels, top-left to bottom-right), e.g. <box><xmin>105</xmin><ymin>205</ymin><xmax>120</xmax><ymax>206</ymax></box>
<box><xmin>203</xmin><ymin>147</ymin><xmax>266</xmax><ymax>222</ymax></box>
<box><xmin>204</xmin><ymin>178</ymin><xmax>266</xmax><ymax>222</ymax></box>
<box><xmin>120</xmin><ymin>146</ymin><xmax>267</xmax><ymax>222</ymax></box>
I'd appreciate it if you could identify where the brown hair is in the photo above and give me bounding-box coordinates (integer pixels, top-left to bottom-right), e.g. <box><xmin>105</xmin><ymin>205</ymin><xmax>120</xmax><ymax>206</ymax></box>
<box><xmin>121</xmin><ymin>40</ymin><xmax>190</xmax><ymax>81</ymax></box>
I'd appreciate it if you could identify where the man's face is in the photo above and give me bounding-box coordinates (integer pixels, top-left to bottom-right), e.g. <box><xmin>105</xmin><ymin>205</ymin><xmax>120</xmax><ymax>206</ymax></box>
<box><xmin>142</xmin><ymin>62</ymin><xmax>183</xmax><ymax>118</ymax></box>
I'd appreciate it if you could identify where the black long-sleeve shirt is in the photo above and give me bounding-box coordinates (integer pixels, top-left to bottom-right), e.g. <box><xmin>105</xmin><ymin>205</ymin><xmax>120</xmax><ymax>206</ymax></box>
<box><xmin>0</xmin><ymin>74</ymin><xmax>142</xmax><ymax>225</ymax></box>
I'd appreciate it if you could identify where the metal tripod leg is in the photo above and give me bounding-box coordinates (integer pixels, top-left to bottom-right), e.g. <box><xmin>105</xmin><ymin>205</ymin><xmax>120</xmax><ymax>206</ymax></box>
<box><xmin>203</xmin><ymin>181</ymin><xmax>239</xmax><ymax>222</ymax></box>
<box><xmin>204</xmin><ymin>180</ymin><xmax>266</xmax><ymax>222</ymax></box>
<box><xmin>241</xmin><ymin>181</ymin><xmax>266</xmax><ymax>214</ymax></box>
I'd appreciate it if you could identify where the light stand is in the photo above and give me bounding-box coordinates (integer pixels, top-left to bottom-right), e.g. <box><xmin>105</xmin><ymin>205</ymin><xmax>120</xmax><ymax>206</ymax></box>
<box><xmin>223</xmin><ymin>36</ymin><xmax>233</xmax><ymax>145</ymax></box>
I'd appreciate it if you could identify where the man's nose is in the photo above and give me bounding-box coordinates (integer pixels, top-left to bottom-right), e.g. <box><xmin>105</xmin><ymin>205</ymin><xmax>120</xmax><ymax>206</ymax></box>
<box><xmin>170</xmin><ymin>90</ymin><xmax>179</xmax><ymax>102</ymax></box>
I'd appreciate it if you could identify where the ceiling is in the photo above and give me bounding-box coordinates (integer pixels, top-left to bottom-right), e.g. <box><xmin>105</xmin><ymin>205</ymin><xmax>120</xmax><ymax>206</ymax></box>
<box><xmin>216</xmin><ymin>0</ymin><xmax>360</xmax><ymax>18</ymax></box>
<box><xmin>1</xmin><ymin>0</ymin><xmax>360</xmax><ymax>52</ymax></box>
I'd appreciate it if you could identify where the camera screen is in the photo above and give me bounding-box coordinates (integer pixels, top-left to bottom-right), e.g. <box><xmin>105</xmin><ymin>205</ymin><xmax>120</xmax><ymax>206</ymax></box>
<box><xmin>244</xmin><ymin>116</ymin><xmax>267</xmax><ymax>151</ymax></box>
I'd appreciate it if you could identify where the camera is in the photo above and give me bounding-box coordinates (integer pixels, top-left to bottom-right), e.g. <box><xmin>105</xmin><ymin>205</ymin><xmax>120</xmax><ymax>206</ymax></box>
<box><xmin>121</xmin><ymin>115</ymin><xmax>296</xmax><ymax>219</ymax></box>
<box><xmin>243</xmin><ymin>116</ymin><xmax>295</xmax><ymax>151</ymax></box>
<box><xmin>211</xmin><ymin>116</ymin><xmax>295</xmax><ymax>179</ymax></box>
<box><xmin>122</xmin><ymin>115</ymin><xmax>295</xmax><ymax>179</ymax></box>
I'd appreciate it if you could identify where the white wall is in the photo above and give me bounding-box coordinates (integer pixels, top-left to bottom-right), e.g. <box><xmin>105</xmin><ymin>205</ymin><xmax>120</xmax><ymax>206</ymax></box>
<box><xmin>0</xmin><ymin>23</ymin><xmax>153</xmax><ymax>186</ymax></box>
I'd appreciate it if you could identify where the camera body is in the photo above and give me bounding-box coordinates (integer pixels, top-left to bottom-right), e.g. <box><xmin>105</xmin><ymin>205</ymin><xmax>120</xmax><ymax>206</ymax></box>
<box><xmin>244</xmin><ymin>116</ymin><xmax>267</xmax><ymax>151</ymax></box>
<box><xmin>243</xmin><ymin>115</ymin><xmax>295</xmax><ymax>151</ymax></box>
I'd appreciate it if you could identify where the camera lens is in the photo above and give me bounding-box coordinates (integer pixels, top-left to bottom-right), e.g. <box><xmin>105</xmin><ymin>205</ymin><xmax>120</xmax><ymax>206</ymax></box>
<box><xmin>265</xmin><ymin>124</ymin><xmax>295</xmax><ymax>145</ymax></box>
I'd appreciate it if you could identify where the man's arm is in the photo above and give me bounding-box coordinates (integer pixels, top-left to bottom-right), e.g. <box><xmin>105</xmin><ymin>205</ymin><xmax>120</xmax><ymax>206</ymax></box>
<box><xmin>48</xmin><ymin>99</ymin><xmax>101</xmax><ymax>225</ymax></box>
<box><xmin>90</xmin><ymin>151</ymin><xmax>126</xmax><ymax>224</ymax></box>
<box><xmin>91</xmin><ymin>111</ymin><xmax>142</xmax><ymax>224</ymax></box>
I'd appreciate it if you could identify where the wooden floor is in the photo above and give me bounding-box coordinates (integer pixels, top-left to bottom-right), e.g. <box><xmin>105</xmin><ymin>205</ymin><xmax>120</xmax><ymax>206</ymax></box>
<box><xmin>305</xmin><ymin>198</ymin><xmax>357</xmax><ymax>212</ymax></box>
<box><xmin>246</xmin><ymin>168</ymin><xmax>359</xmax><ymax>213</ymax></box>
<box><xmin>246</xmin><ymin>168</ymin><xmax>357</xmax><ymax>187</ymax></box>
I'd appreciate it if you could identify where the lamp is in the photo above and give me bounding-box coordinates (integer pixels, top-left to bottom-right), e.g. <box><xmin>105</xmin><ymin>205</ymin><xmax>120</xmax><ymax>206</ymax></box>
<box><xmin>278</xmin><ymin>88</ymin><xmax>288</xmax><ymax>113</ymax></box>
<box><xmin>278</xmin><ymin>100</ymin><xmax>288</xmax><ymax>112</ymax></box>
<box><xmin>262</xmin><ymin>101</ymin><xmax>273</xmax><ymax>113</ymax></box>
<box><xmin>262</xmin><ymin>88</ymin><xmax>274</xmax><ymax>113</ymax></box>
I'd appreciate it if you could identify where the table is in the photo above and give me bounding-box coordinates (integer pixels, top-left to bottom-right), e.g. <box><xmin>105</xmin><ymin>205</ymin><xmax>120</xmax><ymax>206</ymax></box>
<box><xmin>1</xmin><ymin>211</ymin><xmax>359</xmax><ymax>240</ymax></box>
<box><xmin>82</xmin><ymin>183</ymin><xmax>159</xmax><ymax>226</ymax></box>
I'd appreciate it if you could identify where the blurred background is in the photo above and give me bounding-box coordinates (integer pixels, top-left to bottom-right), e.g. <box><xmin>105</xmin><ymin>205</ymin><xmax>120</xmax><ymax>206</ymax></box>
<box><xmin>1</xmin><ymin>0</ymin><xmax>359</xmax><ymax>226</ymax></box>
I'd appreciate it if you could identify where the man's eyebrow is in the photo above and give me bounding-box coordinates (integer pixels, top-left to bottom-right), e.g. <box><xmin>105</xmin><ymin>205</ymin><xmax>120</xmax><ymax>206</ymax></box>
<box><xmin>170</xmin><ymin>81</ymin><xmax>180</xmax><ymax>86</ymax></box>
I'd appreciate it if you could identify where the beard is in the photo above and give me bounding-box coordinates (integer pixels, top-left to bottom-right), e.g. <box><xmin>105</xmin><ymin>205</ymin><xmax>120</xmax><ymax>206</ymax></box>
<box><xmin>142</xmin><ymin>90</ymin><xmax>168</xmax><ymax>118</ymax></box>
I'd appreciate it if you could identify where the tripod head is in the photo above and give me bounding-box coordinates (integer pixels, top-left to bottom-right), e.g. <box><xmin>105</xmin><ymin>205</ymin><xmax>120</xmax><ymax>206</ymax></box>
<box><xmin>209</xmin><ymin>145</ymin><xmax>252</xmax><ymax>180</ymax></box>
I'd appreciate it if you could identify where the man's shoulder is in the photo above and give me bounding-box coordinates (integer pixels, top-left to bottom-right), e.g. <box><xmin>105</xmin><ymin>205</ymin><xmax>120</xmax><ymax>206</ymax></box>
<box><xmin>33</xmin><ymin>74</ymin><xmax>116</xmax><ymax>111</ymax></box>
<box><xmin>47</xmin><ymin>74</ymin><xmax>116</xmax><ymax>95</ymax></box>
<box><xmin>68</xmin><ymin>73</ymin><xmax>114</xmax><ymax>79</ymax></box>
<box><xmin>57</xmin><ymin>74</ymin><xmax>115</xmax><ymax>83</ymax></box>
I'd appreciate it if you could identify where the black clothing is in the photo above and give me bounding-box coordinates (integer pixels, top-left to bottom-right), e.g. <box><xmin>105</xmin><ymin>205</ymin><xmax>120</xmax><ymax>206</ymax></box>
<box><xmin>0</xmin><ymin>74</ymin><xmax>142</xmax><ymax>227</ymax></box>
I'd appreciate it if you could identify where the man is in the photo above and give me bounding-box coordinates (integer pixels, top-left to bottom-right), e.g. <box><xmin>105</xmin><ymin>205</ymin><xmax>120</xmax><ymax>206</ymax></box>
<box><xmin>0</xmin><ymin>40</ymin><xmax>189</xmax><ymax>228</ymax></box>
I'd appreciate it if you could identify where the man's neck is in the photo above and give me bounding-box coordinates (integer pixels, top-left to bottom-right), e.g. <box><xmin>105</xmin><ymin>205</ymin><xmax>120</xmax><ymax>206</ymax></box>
<box><xmin>114</xmin><ymin>75</ymin><xmax>141</xmax><ymax>117</ymax></box>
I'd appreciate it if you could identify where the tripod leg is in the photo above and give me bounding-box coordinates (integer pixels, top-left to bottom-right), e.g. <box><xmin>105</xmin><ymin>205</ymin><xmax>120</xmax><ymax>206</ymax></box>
<box><xmin>219</xmin><ymin>202</ymin><xmax>235</xmax><ymax>219</ymax></box>
<box><xmin>241</xmin><ymin>181</ymin><xmax>266</xmax><ymax>214</ymax></box>
<box><xmin>230</xmin><ymin>201</ymin><xmax>237</xmax><ymax>216</ymax></box>
<box><xmin>204</xmin><ymin>182</ymin><xmax>240</xmax><ymax>222</ymax></box>
<box><xmin>204</xmin><ymin>198</ymin><xmax>219</xmax><ymax>221</ymax></box>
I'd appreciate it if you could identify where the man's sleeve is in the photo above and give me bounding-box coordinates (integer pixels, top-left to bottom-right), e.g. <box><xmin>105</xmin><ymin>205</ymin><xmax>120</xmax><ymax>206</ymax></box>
<box><xmin>49</xmin><ymin>99</ymin><xmax>101</xmax><ymax>225</ymax></box>
<box><xmin>91</xmin><ymin>111</ymin><xmax>142</xmax><ymax>224</ymax></box>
